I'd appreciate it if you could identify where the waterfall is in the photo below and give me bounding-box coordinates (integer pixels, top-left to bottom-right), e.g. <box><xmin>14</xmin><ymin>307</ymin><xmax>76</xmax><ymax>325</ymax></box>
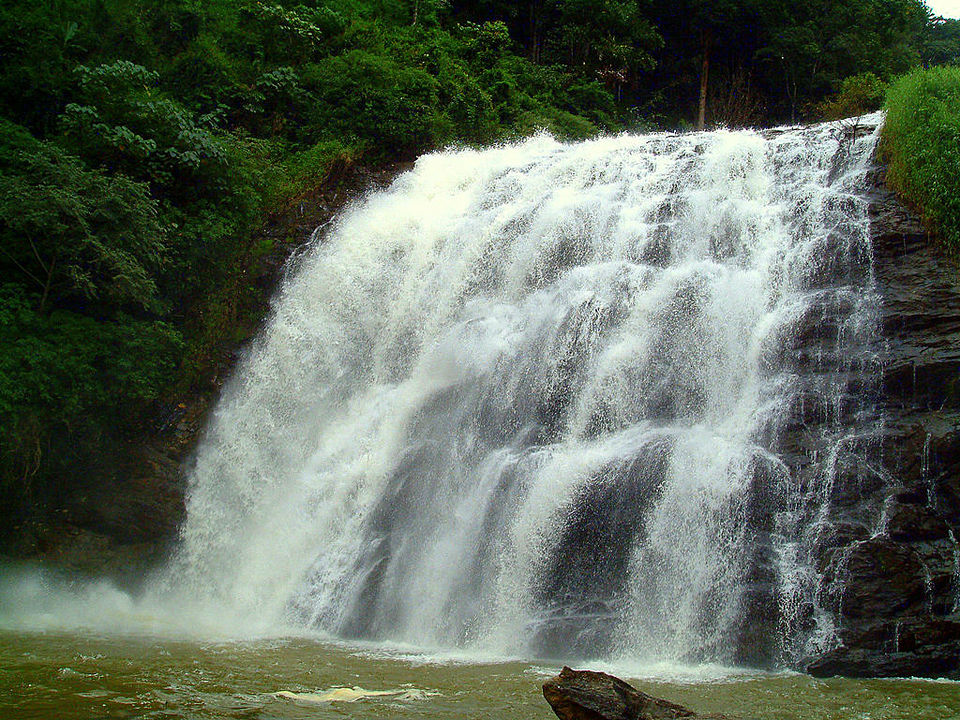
<box><xmin>161</xmin><ymin>115</ymin><xmax>884</xmax><ymax>666</ymax></box>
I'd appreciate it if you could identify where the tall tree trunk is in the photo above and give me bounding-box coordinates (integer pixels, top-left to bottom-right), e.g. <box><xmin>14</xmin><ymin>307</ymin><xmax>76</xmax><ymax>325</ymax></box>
<box><xmin>529</xmin><ymin>0</ymin><xmax>542</xmax><ymax>64</ymax></box>
<box><xmin>39</xmin><ymin>247</ymin><xmax>57</xmax><ymax>314</ymax></box>
<box><xmin>697</xmin><ymin>29</ymin><xmax>712</xmax><ymax>130</ymax></box>
<box><xmin>784</xmin><ymin>64</ymin><xmax>796</xmax><ymax>124</ymax></box>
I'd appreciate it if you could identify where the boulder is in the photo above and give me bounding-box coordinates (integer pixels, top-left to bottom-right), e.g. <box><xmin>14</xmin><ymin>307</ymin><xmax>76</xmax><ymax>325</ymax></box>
<box><xmin>542</xmin><ymin>667</ymin><xmax>699</xmax><ymax>720</ymax></box>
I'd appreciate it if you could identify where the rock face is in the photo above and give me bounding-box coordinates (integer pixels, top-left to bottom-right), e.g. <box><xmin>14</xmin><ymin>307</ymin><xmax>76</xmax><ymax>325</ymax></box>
<box><xmin>542</xmin><ymin>667</ymin><xmax>699</xmax><ymax>720</ymax></box>
<box><xmin>5</xmin><ymin>404</ymin><xmax>205</xmax><ymax>583</ymax></box>
<box><xmin>806</xmin><ymin>168</ymin><xmax>960</xmax><ymax>678</ymax></box>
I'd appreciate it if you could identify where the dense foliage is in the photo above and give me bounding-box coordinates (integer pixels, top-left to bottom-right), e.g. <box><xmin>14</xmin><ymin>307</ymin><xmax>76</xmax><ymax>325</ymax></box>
<box><xmin>0</xmin><ymin>0</ymin><xmax>950</xmax><ymax>533</ymax></box>
<box><xmin>459</xmin><ymin>0</ymin><xmax>929</xmax><ymax>127</ymax></box>
<box><xmin>923</xmin><ymin>16</ymin><xmax>960</xmax><ymax>66</ymax></box>
<box><xmin>0</xmin><ymin>0</ymin><xmax>626</xmax><ymax>525</ymax></box>
<box><xmin>882</xmin><ymin>65</ymin><xmax>960</xmax><ymax>251</ymax></box>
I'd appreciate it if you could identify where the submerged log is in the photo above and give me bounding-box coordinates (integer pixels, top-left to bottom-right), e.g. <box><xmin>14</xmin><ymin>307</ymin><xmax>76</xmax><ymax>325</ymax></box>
<box><xmin>542</xmin><ymin>666</ymin><xmax>698</xmax><ymax>720</ymax></box>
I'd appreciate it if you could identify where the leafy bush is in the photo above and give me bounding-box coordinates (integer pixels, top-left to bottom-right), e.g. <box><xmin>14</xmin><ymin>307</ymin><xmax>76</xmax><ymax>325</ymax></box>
<box><xmin>236</xmin><ymin>1</ymin><xmax>345</xmax><ymax>63</ymax></box>
<box><xmin>301</xmin><ymin>50</ymin><xmax>441</xmax><ymax>155</ymax></box>
<box><xmin>818</xmin><ymin>72</ymin><xmax>887</xmax><ymax>120</ymax></box>
<box><xmin>881</xmin><ymin>66</ymin><xmax>960</xmax><ymax>250</ymax></box>
<box><xmin>162</xmin><ymin>36</ymin><xmax>242</xmax><ymax>118</ymax></box>
<box><xmin>514</xmin><ymin>106</ymin><xmax>599</xmax><ymax>139</ymax></box>
<box><xmin>0</xmin><ymin>285</ymin><xmax>182</xmax><ymax>516</ymax></box>
<box><xmin>0</xmin><ymin>137</ymin><xmax>166</xmax><ymax>313</ymax></box>
<box><xmin>0</xmin><ymin>293</ymin><xmax>182</xmax><ymax>420</ymax></box>
<box><xmin>61</xmin><ymin>61</ymin><xmax>232</xmax><ymax>200</ymax></box>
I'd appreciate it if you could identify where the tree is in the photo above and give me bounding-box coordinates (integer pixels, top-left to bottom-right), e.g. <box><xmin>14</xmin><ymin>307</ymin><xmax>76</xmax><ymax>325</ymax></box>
<box><xmin>756</xmin><ymin>0</ymin><xmax>925</xmax><ymax>121</ymax></box>
<box><xmin>923</xmin><ymin>16</ymin><xmax>960</xmax><ymax>66</ymax></box>
<box><xmin>644</xmin><ymin>0</ymin><xmax>763</xmax><ymax>127</ymax></box>
<box><xmin>0</xmin><ymin>134</ymin><xmax>166</xmax><ymax>314</ymax></box>
<box><xmin>548</xmin><ymin>0</ymin><xmax>661</xmax><ymax>99</ymax></box>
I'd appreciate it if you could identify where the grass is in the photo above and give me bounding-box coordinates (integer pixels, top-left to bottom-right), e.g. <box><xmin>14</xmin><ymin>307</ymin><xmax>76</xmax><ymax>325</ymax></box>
<box><xmin>881</xmin><ymin>66</ymin><xmax>960</xmax><ymax>251</ymax></box>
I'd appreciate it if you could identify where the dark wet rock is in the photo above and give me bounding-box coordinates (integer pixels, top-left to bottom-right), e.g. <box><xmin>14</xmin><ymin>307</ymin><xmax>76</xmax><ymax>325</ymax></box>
<box><xmin>531</xmin><ymin>444</ymin><xmax>671</xmax><ymax>658</ymax></box>
<box><xmin>804</xmin><ymin>169</ymin><xmax>960</xmax><ymax>680</ymax></box>
<box><xmin>812</xmin><ymin>523</ymin><xmax>870</xmax><ymax>576</ymax></box>
<box><xmin>64</xmin><ymin>446</ymin><xmax>186</xmax><ymax>544</ymax></box>
<box><xmin>885</xmin><ymin>502</ymin><xmax>949</xmax><ymax>542</ymax></box>
<box><xmin>808</xmin><ymin>618</ymin><xmax>960</xmax><ymax>678</ymax></box>
<box><xmin>827</xmin><ymin>457</ymin><xmax>886</xmax><ymax>507</ymax></box>
<box><xmin>836</xmin><ymin>539</ymin><xmax>927</xmax><ymax>620</ymax></box>
<box><xmin>7</xmin><ymin>433</ymin><xmax>194</xmax><ymax>583</ymax></box>
<box><xmin>731</xmin><ymin>582</ymin><xmax>781</xmax><ymax>667</ymax></box>
<box><xmin>542</xmin><ymin>667</ymin><xmax>707</xmax><ymax>720</ymax></box>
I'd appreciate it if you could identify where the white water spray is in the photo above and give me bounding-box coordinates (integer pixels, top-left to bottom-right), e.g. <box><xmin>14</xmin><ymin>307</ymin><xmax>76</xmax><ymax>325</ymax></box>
<box><xmin>157</xmin><ymin>116</ymin><xmax>884</xmax><ymax>665</ymax></box>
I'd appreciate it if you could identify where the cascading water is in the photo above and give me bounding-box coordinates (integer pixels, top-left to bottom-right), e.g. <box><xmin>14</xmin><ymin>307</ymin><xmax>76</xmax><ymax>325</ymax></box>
<box><xmin>160</xmin><ymin>115</ymin><xmax>885</xmax><ymax>667</ymax></box>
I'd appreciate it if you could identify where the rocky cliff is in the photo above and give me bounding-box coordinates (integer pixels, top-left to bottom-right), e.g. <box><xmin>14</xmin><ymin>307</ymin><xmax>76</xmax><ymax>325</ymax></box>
<box><xmin>806</xmin><ymin>168</ymin><xmax>960</xmax><ymax>678</ymax></box>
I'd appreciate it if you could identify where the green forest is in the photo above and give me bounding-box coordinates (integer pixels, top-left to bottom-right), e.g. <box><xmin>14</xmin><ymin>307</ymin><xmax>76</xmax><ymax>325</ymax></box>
<box><xmin>1</xmin><ymin>0</ymin><xmax>958</xmax><ymax>539</ymax></box>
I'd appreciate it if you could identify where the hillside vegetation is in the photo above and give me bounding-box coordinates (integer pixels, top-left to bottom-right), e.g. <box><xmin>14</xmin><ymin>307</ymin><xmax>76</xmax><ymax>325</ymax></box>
<box><xmin>0</xmin><ymin>0</ymin><xmax>957</xmax><ymax>539</ymax></box>
<box><xmin>882</xmin><ymin>65</ymin><xmax>960</xmax><ymax>251</ymax></box>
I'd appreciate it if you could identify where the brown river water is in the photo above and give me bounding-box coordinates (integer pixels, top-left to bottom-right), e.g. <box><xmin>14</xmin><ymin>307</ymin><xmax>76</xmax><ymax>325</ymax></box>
<box><xmin>2</xmin><ymin>631</ymin><xmax>959</xmax><ymax>720</ymax></box>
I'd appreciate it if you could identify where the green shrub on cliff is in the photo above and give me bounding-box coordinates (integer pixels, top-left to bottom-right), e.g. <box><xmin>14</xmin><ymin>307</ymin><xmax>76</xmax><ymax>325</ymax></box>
<box><xmin>818</xmin><ymin>72</ymin><xmax>887</xmax><ymax>120</ymax></box>
<box><xmin>301</xmin><ymin>50</ymin><xmax>441</xmax><ymax>154</ymax></box>
<box><xmin>882</xmin><ymin>66</ymin><xmax>960</xmax><ymax>250</ymax></box>
<box><xmin>0</xmin><ymin>132</ymin><xmax>167</xmax><ymax>315</ymax></box>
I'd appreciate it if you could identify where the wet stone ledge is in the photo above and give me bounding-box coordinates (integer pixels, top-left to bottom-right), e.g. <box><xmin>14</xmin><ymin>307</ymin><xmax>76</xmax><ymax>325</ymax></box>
<box><xmin>807</xmin><ymin>168</ymin><xmax>960</xmax><ymax>679</ymax></box>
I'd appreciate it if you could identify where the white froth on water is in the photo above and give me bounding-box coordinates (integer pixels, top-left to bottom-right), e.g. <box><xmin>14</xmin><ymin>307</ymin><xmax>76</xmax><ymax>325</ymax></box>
<box><xmin>274</xmin><ymin>686</ymin><xmax>436</xmax><ymax>703</ymax></box>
